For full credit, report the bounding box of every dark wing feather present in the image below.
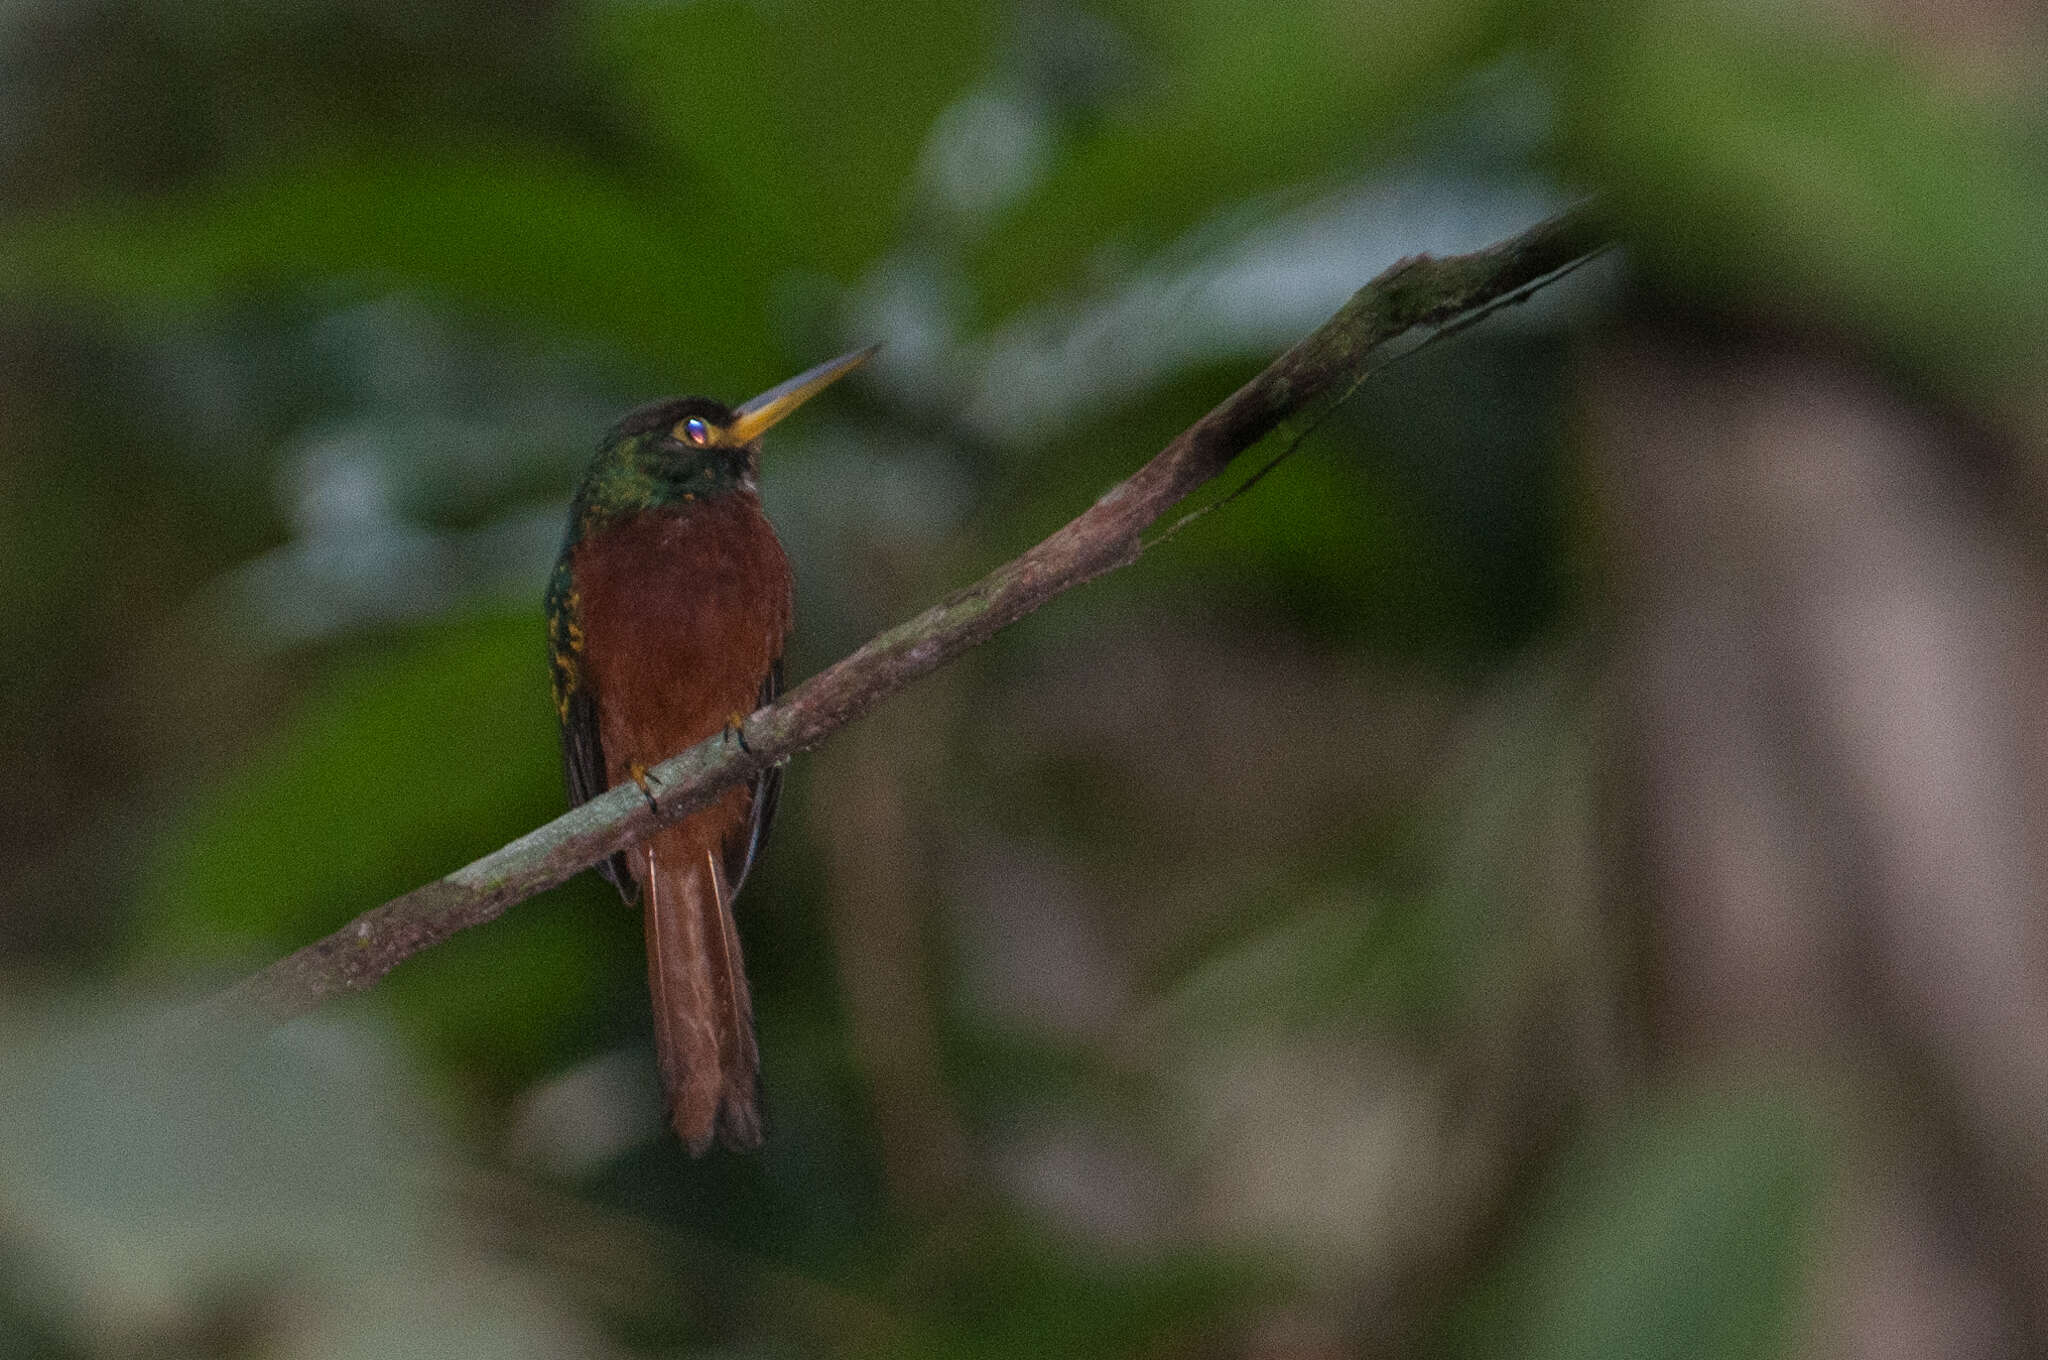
[549,557,636,901]
[721,658,784,898]
[562,688,636,900]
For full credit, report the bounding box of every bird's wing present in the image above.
[722,658,783,899]
[548,557,636,901]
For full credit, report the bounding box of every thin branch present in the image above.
[1148,238,1615,549]
[212,205,1608,1023]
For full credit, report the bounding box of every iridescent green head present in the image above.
[565,345,876,547]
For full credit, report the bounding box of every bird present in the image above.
[546,346,874,1154]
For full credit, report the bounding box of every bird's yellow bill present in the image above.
[728,344,878,444]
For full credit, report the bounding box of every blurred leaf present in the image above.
[136,611,610,1091]
[1170,433,1440,640]
[895,1224,1258,1360]
[587,0,992,275]
[1563,0,2048,394]
[973,0,1529,316]
[1166,889,1478,1044]
[3,0,992,388]
[0,1001,604,1356]
[1451,1079,1823,1360]
[1165,646,1593,1041]
[1164,333,1571,656]
[0,0,635,215]
[1,143,793,385]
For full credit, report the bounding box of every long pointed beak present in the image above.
[728,344,877,444]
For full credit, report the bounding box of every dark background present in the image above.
[3,0,2045,1356]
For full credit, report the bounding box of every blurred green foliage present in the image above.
[1565,0,2048,394]
[1453,1079,1823,1360]
[136,611,616,1093]
[1,0,2040,1354]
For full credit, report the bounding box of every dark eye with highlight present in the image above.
[677,416,712,446]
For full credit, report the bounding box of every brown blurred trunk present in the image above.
[810,613,974,1213]
[1589,312,2048,1358]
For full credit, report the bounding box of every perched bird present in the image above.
[546,346,874,1153]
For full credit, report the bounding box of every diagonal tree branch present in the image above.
[212,206,1607,1024]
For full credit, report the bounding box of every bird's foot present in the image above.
[722,712,753,755]
[628,762,662,816]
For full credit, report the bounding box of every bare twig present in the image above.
[211,206,1606,1023]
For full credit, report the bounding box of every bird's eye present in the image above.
[680,417,712,446]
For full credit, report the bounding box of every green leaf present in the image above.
[1,141,789,384]
[136,610,611,1089]
[1454,1080,1824,1360]
[587,0,992,275]
[1563,0,2048,394]
[0,1001,599,1354]
[972,0,1529,316]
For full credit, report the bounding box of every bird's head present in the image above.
[572,345,876,534]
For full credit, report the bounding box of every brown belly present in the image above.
[570,492,792,832]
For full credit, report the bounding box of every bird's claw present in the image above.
[722,712,753,755]
[628,762,662,816]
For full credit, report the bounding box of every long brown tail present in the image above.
[641,831,762,1154]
